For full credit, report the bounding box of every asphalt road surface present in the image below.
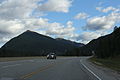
[0,57,118,80]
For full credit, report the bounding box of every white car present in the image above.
[47,53,56,59]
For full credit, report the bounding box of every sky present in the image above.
[0,0,120,47]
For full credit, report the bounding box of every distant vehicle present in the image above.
[47,53,56,59]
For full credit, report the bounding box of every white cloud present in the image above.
[67,21,73,27]
[0,19,26,46]
[0,0,42,20]
[37,0,72,13]
[21,18,49,30]
[0,35,11,44]
[21,19,76,39]
[45,21,76,38]
[77,32,102,44]
[74,12,89,19]
[0,19,24,34]
[84,12,120,31]
[96,6,120,13]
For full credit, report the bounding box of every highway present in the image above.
[0,57,118,80]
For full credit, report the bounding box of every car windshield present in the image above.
[0,0,120,80]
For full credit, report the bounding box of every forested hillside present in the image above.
[83,26,120,58]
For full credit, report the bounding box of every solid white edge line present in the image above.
[80,60,102,80]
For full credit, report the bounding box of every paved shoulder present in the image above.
[80,57,120,80]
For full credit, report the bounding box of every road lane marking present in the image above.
[20,61,65,79]
[2,64,21,68]
[20,63,56,79]
[80,60,102,80]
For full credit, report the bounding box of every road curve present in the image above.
[0,57,118,80]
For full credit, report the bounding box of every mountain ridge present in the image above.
[0,30,84,57]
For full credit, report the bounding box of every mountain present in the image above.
[56,38,84,47]
[0,30,83,57]
[82,26,120,58]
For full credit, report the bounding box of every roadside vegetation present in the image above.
[90,56,120,73]
[0,56,45,62]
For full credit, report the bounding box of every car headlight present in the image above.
[47,55,49,57]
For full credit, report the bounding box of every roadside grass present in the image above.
[0,56,45,62]
[0,56,78,62]
[89,56,120,73]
